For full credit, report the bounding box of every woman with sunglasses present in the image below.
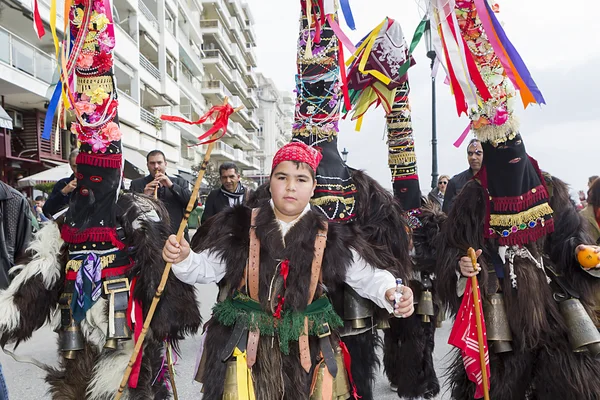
[428,175,450,208]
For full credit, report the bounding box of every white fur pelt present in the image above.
[0,222,63,333]
[86,339,134,400]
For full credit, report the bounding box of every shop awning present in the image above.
[122,147,147,179]
[0,106,13,130]
[17,163,72,188]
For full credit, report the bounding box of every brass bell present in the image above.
[559,298,600,356]
[376,317,391,330]
[104,338,119,349]
[333,347,351,399]
[344,286,373,329]
[59,318,84,357]
[416,290,435,323]
[223,359,238,400]
[483,293,513,353]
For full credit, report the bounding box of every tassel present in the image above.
[76,153,123,169]
[61,226,126,250]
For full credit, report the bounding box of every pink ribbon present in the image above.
[327,15,357,54]
[453,122,471,148]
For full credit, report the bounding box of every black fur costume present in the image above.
[192,197,408,400]
[0,193,201,399]
[382,202,445,399]
[437,174,600,400]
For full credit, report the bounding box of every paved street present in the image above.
[1,282,453,399]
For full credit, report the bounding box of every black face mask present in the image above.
[393,179,421,211]
[482,134,540,198]
[479,134,554,245]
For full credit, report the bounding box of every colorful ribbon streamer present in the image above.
[232,347,256,400]
[339,0,355,30]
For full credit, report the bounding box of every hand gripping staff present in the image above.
[115,98,244,399]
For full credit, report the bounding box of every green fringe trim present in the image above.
[212,292,343,355]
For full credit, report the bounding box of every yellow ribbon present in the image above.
[232,348,255,400]
[345,19,390,85]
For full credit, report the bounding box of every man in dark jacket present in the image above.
[130,150,193,239]
[442,139,483,214]
[0,180,32,399]
[201,162,249,223]
[43,149,79,218]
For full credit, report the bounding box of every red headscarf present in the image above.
[272,142,322,173]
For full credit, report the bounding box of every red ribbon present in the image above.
[126,276,144,388]
[273,260,290,319]
[339,340,361,399]
[32,0,45,38]
[160,103,235,146]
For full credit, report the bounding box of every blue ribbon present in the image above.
[42,83,61,140]
[339,0,355,30]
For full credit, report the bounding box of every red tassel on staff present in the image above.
[160,103,235,145]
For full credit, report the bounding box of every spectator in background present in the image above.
[201,162,250,223]
[442,139,483,214]
[130,150,193,240]
[580,176,599,209]
[581,178,600,244]
[0,180,33,399]
[43,149,78,218]
[428,174,449,208]
[34,196,48,223]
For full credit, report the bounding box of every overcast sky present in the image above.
[246,0,600,194]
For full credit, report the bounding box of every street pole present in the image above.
[425,19,438,190]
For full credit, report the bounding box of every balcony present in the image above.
[0,27,56,86]
[244,43,257,67]
[201,80,232,104]
[247,110,259,130]
[140,107,161,138]
[243,19,257,45]
[201,49,234,84]
[229,46,245,71]
[139,54,160,81]
[199,20,232,54]
[244,70,258,88]
[212,140,236,161]
[230,69,246,94]
[246,132,260,150]
[137,0,160,44]
[245,88,259,109]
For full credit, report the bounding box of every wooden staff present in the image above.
[115,98,243,398]
[468,247,490,400]
[166,342,178,400]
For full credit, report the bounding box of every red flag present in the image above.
[448,281,490,399]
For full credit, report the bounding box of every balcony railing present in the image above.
[139,53,160,80]
[138,0,160,32]
[202,80,232,98]
[0,27,56,84]
[140,107,159,127]
[215,141,235,156]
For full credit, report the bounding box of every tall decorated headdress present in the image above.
[430,0,552,245]
[293,0,358,222]
[342,17,426,226]
[40,0,144,387]
[386,82,423,228]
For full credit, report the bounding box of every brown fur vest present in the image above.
[198,204,362,399]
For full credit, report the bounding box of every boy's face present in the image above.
[270,161,316,223]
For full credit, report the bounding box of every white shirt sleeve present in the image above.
[344,249,396,313]
[171,249,227,285]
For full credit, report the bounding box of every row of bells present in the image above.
[484,293,600,356]
[59,310,131,359]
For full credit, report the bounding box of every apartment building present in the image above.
[248,72,294,183]
[0,0,261,187]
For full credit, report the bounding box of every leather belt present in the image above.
[317,323,337,378]
[221,319,248,362]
